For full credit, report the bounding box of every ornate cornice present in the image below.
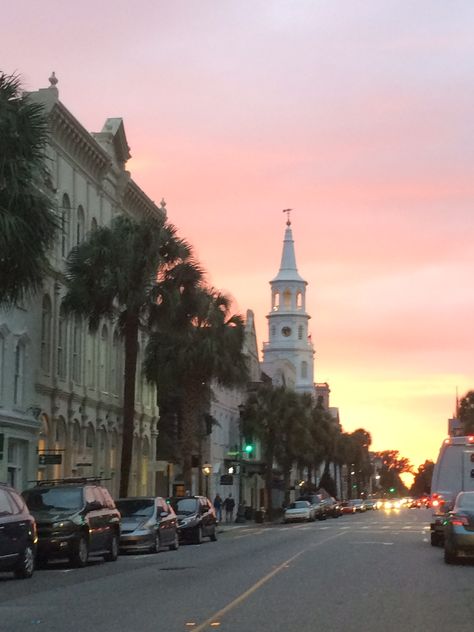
[124,179,166,221]
[48,102,111,181]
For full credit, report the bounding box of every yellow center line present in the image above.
[191,531,345,632]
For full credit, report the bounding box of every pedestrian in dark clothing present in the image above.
[213,494,223,522]
[223,494,235,523]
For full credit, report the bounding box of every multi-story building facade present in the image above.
[0,75,158,496]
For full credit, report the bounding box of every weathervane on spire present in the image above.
[282,208,293,226]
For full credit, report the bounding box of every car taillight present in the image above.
[467,436,474,443]
[451,515,469,526]
[432,500,439,507]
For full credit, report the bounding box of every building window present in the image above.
[76,205,85,246]
[41,295,52,373]
[72,316,82,383]
[273,291,280,310]
[297,292,303,309]
[271,325,276,337]
[283,289,291,309]
[60,194,70,258]
[13,342,25,405]
[298,325,303,340]
[99,325,108,392]
[0,334,4,403]
[91,217,98,232]
[57,304,67,379]
[301,361,308,379]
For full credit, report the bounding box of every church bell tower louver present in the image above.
[262,212,315,394]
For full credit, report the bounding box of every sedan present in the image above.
[116,497,179,554]
[0,483,37,579]
[444,491,474,564]
[283,500,314,523]
[340,501,356,515]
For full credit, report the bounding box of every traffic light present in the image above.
[389,487,395,493]
[244,443,254,455]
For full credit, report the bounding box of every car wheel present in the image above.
[444,544,457,564]
[169,532,179,551]
[70,535,89,567]
[104,533,119,562]
[14,544,35,579]
[194,526,203,545]
[150,532,161,554]
[430,532,443,547]
[209,527,217,542]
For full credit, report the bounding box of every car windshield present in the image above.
[457,494,474,511]
[23,487,83,512]
[172,498,198,515]
[351,500,362,505]
[116,499,155,518]
[291,501,308,509]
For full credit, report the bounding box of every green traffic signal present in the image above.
[244,443,254,454]
[389,487,395,493]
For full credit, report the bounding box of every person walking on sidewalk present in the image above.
[213,494,223,522]
[223,494,235,523]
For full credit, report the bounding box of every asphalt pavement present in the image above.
[1,508,473,632]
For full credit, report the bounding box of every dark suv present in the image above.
[0,483,37,579]
[170,496,217,544]
[23,478,120,567]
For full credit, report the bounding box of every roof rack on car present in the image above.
[28,476,110,487]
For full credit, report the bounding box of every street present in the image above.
[1,508,473,632]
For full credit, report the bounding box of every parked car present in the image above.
[349,499,366,512]
[116,496,179,553]
[444,491,474,564]
[363,499,376,510]
[284,500,314,523]
[340,501,356,515]
[321,496,342,518]
[297,494,326,520]
[23,477,121,567]
[170,496,217,544]
[0,483,37,579]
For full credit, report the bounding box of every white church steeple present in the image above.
[262,213,315,394]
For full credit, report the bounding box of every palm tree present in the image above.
[239,383,290,517]
[274,391,312,505]
[145,286,248,491]
[63,213,199,497]
[0,72,58,306]
[459,390,474,435]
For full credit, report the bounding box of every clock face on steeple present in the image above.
[281,326,292,337]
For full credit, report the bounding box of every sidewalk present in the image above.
[217,517,275,533]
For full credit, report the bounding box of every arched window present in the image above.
[41,295,52,372]
[13,341,25,405]
[111,330,121,396]
[298,325,303,340]
[91,217,98,232]
[86,424,95,449]
[283,289,291,309]
[61,194,70,258]
[72,316,82,383]
[135,344,142,403]
[76,205,85,245]
[57,304,67,379]
[301,361,308,379]
[297,292,303,309]
[99,325,108,392]
[273,291,280,310]
[71,421,81,472]
[54,417,67,478]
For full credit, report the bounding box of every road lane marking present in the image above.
[191,531,345,632]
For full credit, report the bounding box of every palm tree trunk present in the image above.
[119,312,139,498]
[181,381,200,491]
[283,463,292,506]
[264,443,275,519]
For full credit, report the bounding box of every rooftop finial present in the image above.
[49,71,58,88]
[160,197,167,210]
[282,208,292,226]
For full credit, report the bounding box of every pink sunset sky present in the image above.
[4,1,474,473]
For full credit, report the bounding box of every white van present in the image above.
[430,435,474,546]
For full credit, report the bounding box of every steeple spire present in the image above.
[272,212,305,283]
